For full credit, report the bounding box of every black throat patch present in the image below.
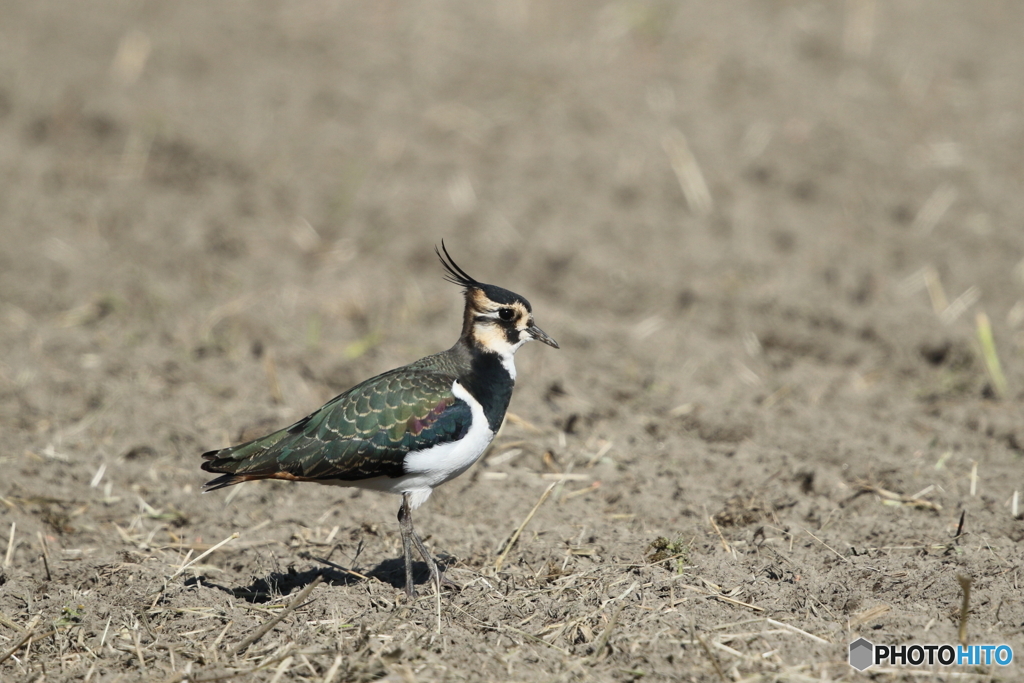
[459,352,515,432]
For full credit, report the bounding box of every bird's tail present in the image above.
[200,422,304,492]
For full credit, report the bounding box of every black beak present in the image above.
[527,325,559,349]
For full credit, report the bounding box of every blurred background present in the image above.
[4,1,1022,446]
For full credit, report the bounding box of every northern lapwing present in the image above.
[201,243,558,597]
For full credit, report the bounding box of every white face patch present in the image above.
[470,324,528,380]
[469,298,533,358]
[472,324,516,352]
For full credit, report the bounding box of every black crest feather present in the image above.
[436,241,480,289]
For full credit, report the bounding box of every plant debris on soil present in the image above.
[2,2,1024,682]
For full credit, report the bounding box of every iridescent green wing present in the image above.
[202,363,471,484]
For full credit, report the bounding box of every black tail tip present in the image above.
[200,458,221,474]
[201,450,242,492]
[202,474,241,493]
[201,447,223,462]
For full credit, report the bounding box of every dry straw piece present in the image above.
[957,574,972,646]
[169,532,240,581]
[494,481,557,572]
[663,128,713,215]
[976,311,1007,398]
[234,575,324,655]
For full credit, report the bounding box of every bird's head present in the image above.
[436,242,559,356]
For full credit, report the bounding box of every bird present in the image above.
[201,242,558,597]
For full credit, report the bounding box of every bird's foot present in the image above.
[402,566,460,600]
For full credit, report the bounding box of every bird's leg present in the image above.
[397,492,441,598]
[397,493,418,597]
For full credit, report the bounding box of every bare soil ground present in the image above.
[2,2,1024,681]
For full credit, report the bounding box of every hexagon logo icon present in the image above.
[849,638,874,671]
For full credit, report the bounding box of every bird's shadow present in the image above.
[189,553,452,603]
[368,555,454,592]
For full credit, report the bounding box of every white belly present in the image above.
[322,380,494,509]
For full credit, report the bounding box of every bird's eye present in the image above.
[498,307,515,321]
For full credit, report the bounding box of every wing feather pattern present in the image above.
[201,361,471,490]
